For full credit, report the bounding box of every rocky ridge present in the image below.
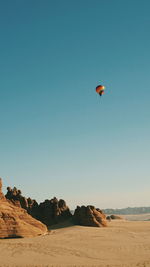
[3,180,107,230]
[0,179,47,238]
[5,185,72,226]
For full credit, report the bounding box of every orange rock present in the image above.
[73,205,107,227]
[0,179,47,238]
[0,178,5,200]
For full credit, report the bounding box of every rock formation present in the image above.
[33,197,72,226]
[73,205,107,227]
[0,179,47,238]
[5,186,72,226]
[5,186,34,209]
[107,214,123,220]
[0,178,5,200]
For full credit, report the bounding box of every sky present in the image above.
[0,0,150,209]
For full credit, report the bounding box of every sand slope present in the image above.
[0,220,150,267]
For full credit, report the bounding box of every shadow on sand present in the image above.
[2,235,23,239]
[48,218,75,230]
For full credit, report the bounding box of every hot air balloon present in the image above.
[96,85,105,96]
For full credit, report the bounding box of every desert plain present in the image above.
[1,216,150,267]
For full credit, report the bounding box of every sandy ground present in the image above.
[1,219,150,267]
[122,213,150,221]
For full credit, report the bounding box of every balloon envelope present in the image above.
[96,85,105,95]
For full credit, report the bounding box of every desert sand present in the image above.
[0,219,150,267]
[123,213,150,221]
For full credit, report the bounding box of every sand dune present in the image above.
[0,220,150,267]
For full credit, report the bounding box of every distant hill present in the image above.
[102,207,150,215]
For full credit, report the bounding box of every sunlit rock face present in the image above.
[0,179,47,238]
[73,205,107,227]
[0,178,5,200]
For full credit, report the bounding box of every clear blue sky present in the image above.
[0,0,150,209]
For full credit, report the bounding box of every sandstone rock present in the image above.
[106,215,111,221]
[96,208,107,219]
[5,185,72,226]
[73,205,107,227]
[0,178,5,200]
[107,214,123,220]
[34,197,72,226]
[0,180,47,238]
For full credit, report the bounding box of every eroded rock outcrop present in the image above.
[5,186,72,226]
[0,180,47,238]
[5,186,34,209]
[0,178,5,200]
[107,214,123,220]
[34,197,72,226]
[73,205,107,227]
